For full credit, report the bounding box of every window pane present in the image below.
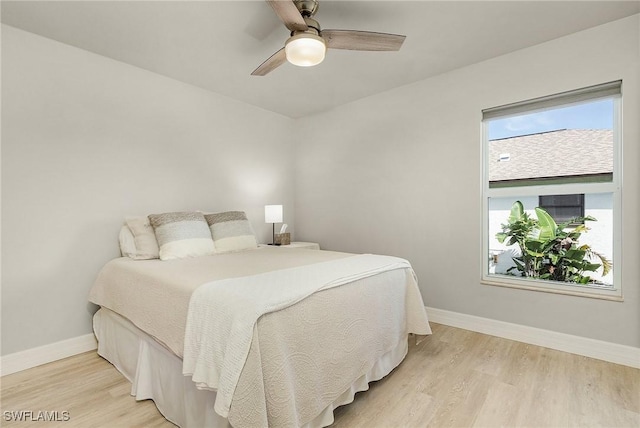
[488,194,613,286]
[543,206,581,223]
[539,194,583,206]
[487,100,613,188]
[539,194,584,223]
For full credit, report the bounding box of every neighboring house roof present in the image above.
[489,129,613,183]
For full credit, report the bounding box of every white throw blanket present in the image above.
[182,254,418,421]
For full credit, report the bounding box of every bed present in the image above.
[89,245,431,427]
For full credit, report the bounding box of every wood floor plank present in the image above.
[514,347,572,427]
[567,356,640,427]
[496,340,542,388]
[1,323,638,428]
[472,380,524,428]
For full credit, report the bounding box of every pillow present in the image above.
[205,211,258,253]
[122,216,160,260]
[148,211,216,260]
[118,225,137,258]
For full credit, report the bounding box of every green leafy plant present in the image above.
[496,201,612,284]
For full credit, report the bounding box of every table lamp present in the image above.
[265,205,283,245]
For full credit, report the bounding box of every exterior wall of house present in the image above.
[295,15,639,347]
[1,25,295,356]
[582,193,615,283]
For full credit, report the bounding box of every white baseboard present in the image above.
[1,333,97,377]
[426,306,640,369]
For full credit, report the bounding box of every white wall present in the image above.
[295,15,640,347]
[1,25,295,355]
[3,14,638,358]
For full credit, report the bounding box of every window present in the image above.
[538,194,584,224]
[482,81,621,299]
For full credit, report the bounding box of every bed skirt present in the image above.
[93,307,409,427]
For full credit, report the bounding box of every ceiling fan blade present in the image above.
[251,48,287,76]
[266,0,308,32]
[322,30,406,51]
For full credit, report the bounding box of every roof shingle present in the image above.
[488,129,613,182]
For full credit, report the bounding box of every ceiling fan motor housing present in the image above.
[299,17,321,36]
[294,0,319,17]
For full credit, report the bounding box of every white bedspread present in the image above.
[89,247,353,357]
[182,254,430,426]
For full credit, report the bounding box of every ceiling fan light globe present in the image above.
[285,34,326,67]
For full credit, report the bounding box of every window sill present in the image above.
[481,275,623,302]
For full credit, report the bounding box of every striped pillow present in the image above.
[205,211,258,253]
[148,212,215,260]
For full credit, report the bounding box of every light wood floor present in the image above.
[1,323,638,427]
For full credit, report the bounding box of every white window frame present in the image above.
[481,81,623,300]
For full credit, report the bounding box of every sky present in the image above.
[488,98,614,140]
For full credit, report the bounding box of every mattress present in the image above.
[89,246,431,427]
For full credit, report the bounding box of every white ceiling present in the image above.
[2,1,639,118]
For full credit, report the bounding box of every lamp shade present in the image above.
[265,205,283,223]
[285,33,326,67]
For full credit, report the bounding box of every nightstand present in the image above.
[261,242,320,250]
[282,242,320,250]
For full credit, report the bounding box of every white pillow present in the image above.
[118,225,137,258]
[205,211,258,253]
[148,211,216,260]
[120,216,160,260]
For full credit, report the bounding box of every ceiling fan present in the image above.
[251,0,406,76]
